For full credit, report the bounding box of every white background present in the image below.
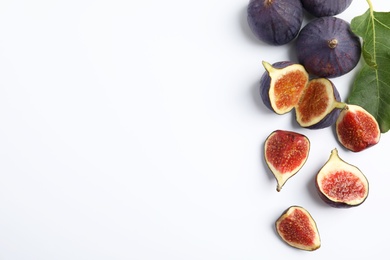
[0,0,389,259]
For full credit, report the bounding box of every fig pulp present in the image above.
[247,0,303,45]
[336,104,381,152]
[301,0,353,17]
[264,130,310,192]
[295,78,345,129]
[260,61,345,128]
[296,17,361,78]
[260,61,308,115]
[316,148,369,207]
[275,206,321,251]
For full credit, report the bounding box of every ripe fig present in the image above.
[260,61,309,114]
[264,130,310,192]
[296,16,361,78]
[247,0,304,45]
[295,78,346,129]
[301,0,353,17]
[275,206,321,251]
[316,148,369,208]
[336,104,380,152]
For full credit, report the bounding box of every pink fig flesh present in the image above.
[264,130,310,191]
[275,206,321,251]
[336,104,380,152]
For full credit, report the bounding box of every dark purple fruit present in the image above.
[296,16,361,78]
[336,104,380,152]
[275,206,321,251]
[301,0,353,17]
[247,0,304,45]
[260,61,309,114]
[295,78,346,129]
[316,148,369,207]
[264,130,310,191]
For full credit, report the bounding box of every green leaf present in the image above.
[349,8,390,133]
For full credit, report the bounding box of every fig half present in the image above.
[260,61,309,114]
[336,104,381,152]
[295,78,346,129]
[264,130,310,192]
[316,148,369,208]
[275,206,321,251]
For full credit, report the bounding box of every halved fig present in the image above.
[260,61,309,114]
[316,148,369,208]
[336,104,381,152]
[264,130,310,192]
[275,206,321,251]
[295,78,346,129]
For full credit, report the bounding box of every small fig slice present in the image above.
[260,61,309,114]
[264,130,310,191]
[296,16,361,78]
[316,148,369,208]
[247,0,304,45]
[275,206,321,251]
[295,78,346,129]
[336,104,381,152]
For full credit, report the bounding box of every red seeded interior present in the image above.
[296,81,329,123]
[321,171,366,201]
[266,132,308,174]
[337,110,379,151]
[274,71,307,110]
[278,208,315,246]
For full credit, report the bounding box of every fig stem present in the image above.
[334,101,347,109]
[262,61,275,74]
[328,39,338,49]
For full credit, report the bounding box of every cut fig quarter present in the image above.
[275,206,321,251]
[336,104,381,152]
[316,148,369,208]
[264,130,310,192]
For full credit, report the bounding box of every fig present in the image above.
[316,148,369,207]
[247,0,304,45]
[260,61,345,128]
[260,61,309,114]
[295,78,346,129]
[301,0,353,17]
[296,16,361,78]
[336,104,380,152]
[275,206,321,251]
[264,130,310,192]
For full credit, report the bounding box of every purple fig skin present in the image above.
[301,0,353,17]
[247,0,303,45]
[260,61,294,112]
[303,81,342,129]
[296,17,361,78]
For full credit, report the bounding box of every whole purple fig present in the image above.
[295,17,361,78]
[301,0,353,17]
[247,0,304,45]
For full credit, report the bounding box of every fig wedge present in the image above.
[264,130,310,192]
[295,78,346,129]
[275,206,321,251]
[336,104,380,152]
[260,61,309,115]
[316,148,369,208]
